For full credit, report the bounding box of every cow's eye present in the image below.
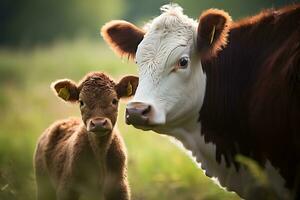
[79,100,85,107]
[112,98,118,105]
[178,57,189,69]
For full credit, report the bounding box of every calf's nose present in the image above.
[88,118,112,133]
[126,102,152,126]
[90,118,107,128]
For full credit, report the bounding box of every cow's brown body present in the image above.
[200,4,300,192]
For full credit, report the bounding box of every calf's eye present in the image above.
[178,57,189,69]
[79,100,84,107]
[112,98,118,105]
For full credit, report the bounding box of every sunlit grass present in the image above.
[0,38,240,200]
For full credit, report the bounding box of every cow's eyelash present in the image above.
[165,45,187,66]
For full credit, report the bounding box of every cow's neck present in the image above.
[155,114,224,178]
[165,119,228,179]
[157,114,290,199]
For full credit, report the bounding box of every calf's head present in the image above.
[52,72,138,136]
[102,4,231,133]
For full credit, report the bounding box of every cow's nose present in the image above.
[126,102,152,126]
[88,117,112,133]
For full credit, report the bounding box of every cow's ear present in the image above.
[101,20,145,59]
[51,79,79,102]
[115,75,139,98]
[197,9,232,59]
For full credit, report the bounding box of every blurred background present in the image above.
[0,0,298,199]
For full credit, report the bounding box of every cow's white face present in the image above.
[102,4,231,135]
[131,14,206,133]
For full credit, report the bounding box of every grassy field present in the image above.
[0,38,240,200]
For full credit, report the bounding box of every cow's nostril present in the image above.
[142,105,151,116]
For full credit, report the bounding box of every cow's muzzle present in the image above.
[126,102,152,126]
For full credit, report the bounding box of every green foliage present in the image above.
[235,155,280,200]
[171,0,297,21]
[0,39,240,200]
[0,0,125,46]
[1,0,297,46]
[236,155,269,186]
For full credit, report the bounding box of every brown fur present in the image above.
[200,4,300,196]
[101,20,145,59]
[197,9,232,59]
[34,72,138,200]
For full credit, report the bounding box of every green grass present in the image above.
[0,38,240,200]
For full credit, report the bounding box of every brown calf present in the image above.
[34,72,138,200]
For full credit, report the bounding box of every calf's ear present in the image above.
[51,79,79,102]
[115,75,139,98]
[101,20,145,59]
[197,9,232,59]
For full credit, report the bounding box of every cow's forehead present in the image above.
[144,4,197,33]
[136,5,197,83]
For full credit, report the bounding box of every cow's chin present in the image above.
[130,122,167,133]
[126,115,165,130]
[130,121,162,130]
[131,123,177,137]
[131,124,155,131]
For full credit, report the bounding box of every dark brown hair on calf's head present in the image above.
[101,20,145,59]
[197,9,232,60]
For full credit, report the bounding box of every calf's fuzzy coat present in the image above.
[34,72,138,200]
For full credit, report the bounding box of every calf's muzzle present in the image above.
[87,117,112,135]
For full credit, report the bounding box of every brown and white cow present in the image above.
[34,72,138,200]
[101,4,300,200]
